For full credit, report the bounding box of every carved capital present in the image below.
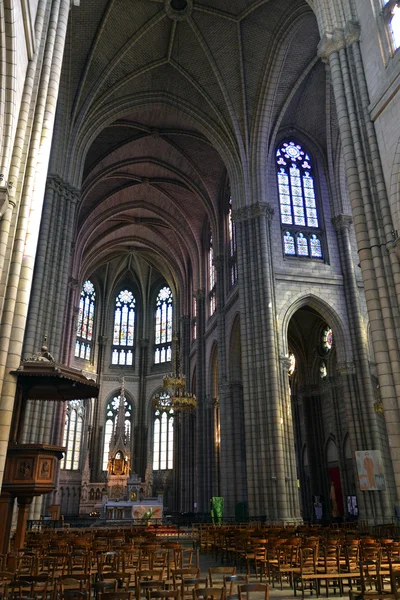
[0,185,17,218]
[336,361,356,375]
[68,277,79,290]
[318,22,360,62]
[280,355,292,373]
[331,214,353,231]
[46,174,80,203]
[232,202,274,223]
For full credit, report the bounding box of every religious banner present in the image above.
[355,450,385,491]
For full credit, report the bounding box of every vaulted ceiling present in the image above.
[61,0,324,291]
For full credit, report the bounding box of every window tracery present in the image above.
[228,196,238,286]
[75,280,95,360]
[154,286,173,364]
[112,289,135,366]
[62,400,84,470]
[209,231,216,316]
[383,0,400,50]
[102,395,132,470]
[276,141,323,259]
[153,392,174,471]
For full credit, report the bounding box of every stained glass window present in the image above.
[384,1,400,49]
[154,286,173,364]
[102,395,133,470]
[75,280,96,360]
[322,327,333,352]
[192,295,197,341]
[209,231,216,316]
[61,400,84,471]
[288,353,296,376]
[276,140,323,259]
[112,290,135,366]
[320,361,327,379]
[391,4,400,48]
[153,393,174,471]
[310,234,322,258]
[228,197,238,286]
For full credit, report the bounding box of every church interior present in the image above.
[1,0,400,555]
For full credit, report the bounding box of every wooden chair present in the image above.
[100,572,131,591]
[180,578,208,600]
[193,588,225,600]
[135,569,165,600]
[147,592,180,600]
[237,583,269,600]
[208,568,236,588]
[100,593,133,600]
[222,575,249,599]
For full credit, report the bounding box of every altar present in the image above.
[104,497,163,521]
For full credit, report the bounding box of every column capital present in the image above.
[331,214,353,231]
[317,21,360,62]
[232,202,274,223]
[68,277,79,290]
[46,174,80,203]
[337,360,356,375]
[279,355,292,373]
[139,338,150,348]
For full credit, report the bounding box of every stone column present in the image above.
[194,289,211,512]
[23,175,79,360]
[332,215,392,520]
[0,0,70,491]
[318,22,400,515]
[233,202,301,520]
[134,339,149,479]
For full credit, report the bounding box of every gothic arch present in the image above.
[67,96,244,201]
[279,292,349,363]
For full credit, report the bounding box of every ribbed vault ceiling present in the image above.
[66,0,322,287]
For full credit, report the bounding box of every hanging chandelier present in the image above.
[153,334,196,413]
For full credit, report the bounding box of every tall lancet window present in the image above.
[62,400,84,470]
[154,286,173,364]
[153,393,174,471]
[383,0,400,50]
[209,231,216,316]
[228,196,238,286]
[75,280,96,360]
[102,395,133,470]
[276,140,323,259]
[112,290,136,366]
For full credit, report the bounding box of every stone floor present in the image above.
[197,552,350,600]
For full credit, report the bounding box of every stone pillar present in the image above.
[233,202,301,520]
[134,339,149,479]
[332,215,393,520]
[318,22,400,516]
[195,289,211,512]
[0,0,70,492]
[23,175,79,360]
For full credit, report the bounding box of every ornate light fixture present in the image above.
[153,334,196,413]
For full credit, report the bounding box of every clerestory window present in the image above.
[276,140,323,259]
[112,290,136,366]
[383,0,400,50]
[75,280,96,360]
